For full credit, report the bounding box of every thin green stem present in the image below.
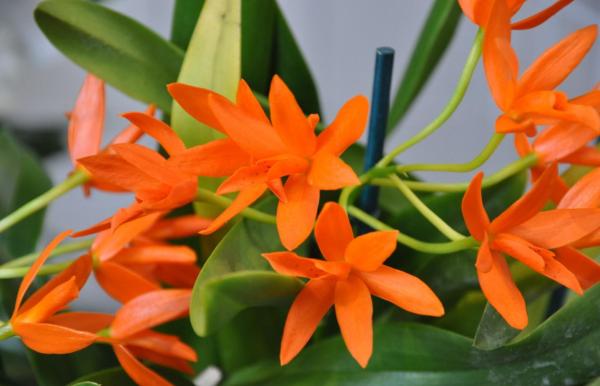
[2,239,93,268]
[348,206,476,254]
[0,260,74,279]
[388,175,465,241]
[196,188,276,224]
[0,170,89,234]
[377,29,483,168]
[396,133,505,174]
[0,323,14,341]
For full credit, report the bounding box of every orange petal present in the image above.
[517,25,597,95]
[15,278,79,324]
[458,0,491,26]
[461,172,490,241]
[555,246,600,290]
[78,153,158,192]
[334,274,372,368]
[265,156,310,180]
[508,208,600,249]
[561,146,600,166]
[126,346,194,374]
[316,95,368,156]
[146,215,211,239]
[14,322,97,354]
[170,139,250,177]
[511,0,574,30]
[94,212,162,260]
[533,122,597,163]
[111,289,191,339]
[359,265,444,317]
[152,264,200,289]
[110,105,156,146]
[217,165,270,195]
[314,202,354,261]
[68,74,105,164]
[167,83,227,133]
[95,262,160,303]
[280,278,335,365]
[344,231,398,272]
[111,144,181,186]
[307,152,360,190]
[276,175,320,251]
[126,330,197,362]
[12,230,72,318]
[46,312,113,333]
[236,79,270,124]
[112,245,196,265]
[558,167,600,209]
[490,164,556,233]
[262,252,326,278]
[122,113,186,156]
[477,244,528,329]
[269,75,316,156]
[492,233,546,272]
[113,345,171,386]
[267,178,287,202]
[200,183,267,235]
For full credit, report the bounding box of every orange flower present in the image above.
[462,165,600,329]
[169,76,368,250]
[459,0,573,30]
[9,230,97,354]
[78,113,196,229]
[482,1,599,135]
[262,202,444,368]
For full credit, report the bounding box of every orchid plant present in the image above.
[0,0,599,385]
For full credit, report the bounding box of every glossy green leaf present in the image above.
[225,284,600,385]
[69,366,195,386]
[35,0,184,113]
[170,0,205,50]
[171,0,241,147]
[71,382,100,386]
[388,0,462,134]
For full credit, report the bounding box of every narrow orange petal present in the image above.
[533,122,597,163]
[94,212,162,260]
[12,230,72,318]
[112,245,196,265]
[110,105,156,146]
[200,183,267,235]
[170,139,250,177]
[334,274,373,368]
[269,75,316,156]
[152,264,200,289]
[307,152,360,190]
[236,79,270,124]
[558,167,600,209]
[146,215,211,239]
[458,0,491,26]
[126,330,197,362]
[262,252,326,278]
[95,262,160,303]
[511,0,574,30]
[316,95,368,156]
[111,144,181,186]
[15,278,79,324]
[68,74,105,164]
[280,278,335,365]
[276,175,320,251]
[561,146,600,167]
[126,346,194,374]
[111,289,191,339]
[167,83,227,133]
[492,233,546,271]
[122,113,186,156]
[344,231,398,272]
[477,245,528,329]
[517,25,597,95]
[46,312,113,333]
[78,153,158,192]
[555,246,600,290]
[461,172,490,241]
[359,265,444,317]
[113,345,171,386]
[217,165,269,195]
[14,322,96,354]
[314,202,354,261]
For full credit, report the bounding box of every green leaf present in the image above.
[388,0,462,134]
[71,382,100,386]
[170,0,205,50]
[472,304,519,350]
[35,0,184,113]
[69,366,195,386]
[225,284,600,385]
[171,0,241,147]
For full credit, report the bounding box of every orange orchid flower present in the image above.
[262,202,444,367]
[89,212,204,303]
[47,289,195,386]
[462,165,600,329]
[459,0,574,30]
[78,113,196,229]
[482,1,599,136]
[169,76,368,250]
[9,230,97,354]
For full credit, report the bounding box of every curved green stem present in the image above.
[0,322,14,341]
[377,29,483,168]
[348,206,477,254]
[0,170,89,234]
[2,239,93,268]
[196,188,276,224]
[396,133,505,174]
[0,260,74,279]
[388,175,465,241]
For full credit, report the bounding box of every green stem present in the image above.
[0,170,89,234]
[196,188,276,224]
[0,322,14,341]
[348,206,477,254]
[0,260,74,279]
[396,133,505,174]
[377,29,483,168]
[2,239,93,268]
[388,175,465,241]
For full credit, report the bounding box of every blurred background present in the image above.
[0,0,599,312]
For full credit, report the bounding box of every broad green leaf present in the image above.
[388,0,462,134]
[71,382,100,386]
[170,0,205,50]
[171,0,241,147]
[225,284,600,385]
[472,304,519,350]
[35,0,183,113]
[69,366,195,386]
